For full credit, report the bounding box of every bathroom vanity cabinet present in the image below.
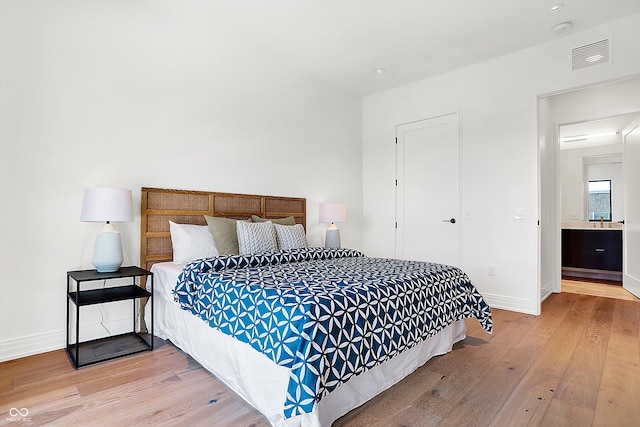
[561,228,622,277]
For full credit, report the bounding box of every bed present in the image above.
[140,187,492,426]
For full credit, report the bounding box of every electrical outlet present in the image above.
[488,265,496,276]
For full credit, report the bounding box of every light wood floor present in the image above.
[562,278,640,302]
[2,292,639,426]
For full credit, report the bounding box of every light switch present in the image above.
[514,209,525,220]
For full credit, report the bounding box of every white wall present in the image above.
[0,1,363,361]
[363,13,640,314]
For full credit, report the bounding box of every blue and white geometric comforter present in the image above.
[174,247,492,419]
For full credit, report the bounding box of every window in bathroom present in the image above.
[588,179,612,221]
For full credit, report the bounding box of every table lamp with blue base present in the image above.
[81,188,133,273]
[319,202,347,249]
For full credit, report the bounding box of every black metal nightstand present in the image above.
[66,266,153,368]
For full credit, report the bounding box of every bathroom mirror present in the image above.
[588,179,612,221]
[585,159,622,222]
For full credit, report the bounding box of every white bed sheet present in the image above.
[146,262,467,427]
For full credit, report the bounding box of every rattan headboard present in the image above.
[140,187,306,270]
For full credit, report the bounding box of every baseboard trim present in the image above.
[540,280,554,302]
[482,292,539,315]
[0,330,65,363]
[0,317,135,363]
[2,294,538,362]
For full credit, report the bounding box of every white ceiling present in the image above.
[201,0,640,96]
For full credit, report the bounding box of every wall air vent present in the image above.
[572,39,610,71]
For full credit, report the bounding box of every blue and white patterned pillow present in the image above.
[237,220,278,254]
[274,223,308,250]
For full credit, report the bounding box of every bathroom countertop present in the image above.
[561,221,623,230]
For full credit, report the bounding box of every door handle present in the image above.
[442,218,457,224]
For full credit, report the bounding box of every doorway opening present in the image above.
[538,76,640,304]
[559,118,626,290]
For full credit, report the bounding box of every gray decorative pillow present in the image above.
[237,221,278,254]
[251,215,296,225]
[204,216,241,255]
[274,223,308,250]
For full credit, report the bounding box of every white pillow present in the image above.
[169,221,218,264]
[274,223,308,250]
[236,221,278,254]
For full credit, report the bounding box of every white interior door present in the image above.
[623,117,640,298]
[396,113,460,266]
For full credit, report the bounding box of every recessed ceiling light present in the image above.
[550,4,564,12]
[375,68,386,74]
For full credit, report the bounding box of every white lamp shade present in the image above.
[80,187,132,272]
[319,202,347,224]
[81,188,133,222]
